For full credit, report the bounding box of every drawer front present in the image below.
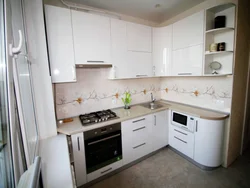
[169,124,194,159]
[87,160,123,182]
[132,141,152,161]
[122,115,151,134]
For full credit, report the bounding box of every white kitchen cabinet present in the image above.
[45,5,76,83]
[169,124,195,159]
[110,19,134,78]
[71,133,87,187]
[127,22,152,53]
[194,119,225,167]
[151,110,169,151]
[153,25,172,76]
[172,44,203,76]
[71,10,111,65]
[122,115,152,165]
[127,51,152,78]
[173,10,204,50]
[110,19,152,78]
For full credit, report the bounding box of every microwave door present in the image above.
[173,112,188,126]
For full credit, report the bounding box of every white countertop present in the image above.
[57,100,229,135]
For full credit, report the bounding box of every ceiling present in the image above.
[67,0,205,23]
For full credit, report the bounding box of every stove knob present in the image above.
[95,119,98,123]
[105,117,108,121]
[99,119,101,122]
[110,127,112,130]
[95,132,97,135]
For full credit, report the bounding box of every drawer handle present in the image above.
[87,61,104,63]
[178,73,192,75]
[174,129,187,135]
[133,143,146,149]
[101,167,112,174]
[136,75,148,77]
[174,136,187,144]
[133,126,146,132]
[132,118,145,123]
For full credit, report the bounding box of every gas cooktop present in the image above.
[79,109,119,126]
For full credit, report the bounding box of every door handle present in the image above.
[77,137,80,151]
[196,120,198,132]
[133,143,146,149]
[101,167,112,174]
[178,73,192,75]
[9,30,23,56]
[154,115,156,126]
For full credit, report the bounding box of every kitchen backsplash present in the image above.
[55,68,161,119]
[161,76,232,112]
[55,69,232,119]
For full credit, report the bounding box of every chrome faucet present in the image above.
[151,93,156,103]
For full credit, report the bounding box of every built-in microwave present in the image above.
[171,111,197,132]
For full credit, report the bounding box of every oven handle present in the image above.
[87,133,121,146]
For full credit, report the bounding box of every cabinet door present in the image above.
[194,119,224,167]
[151,110,169,151]
[172,44,203,76]
[71,10,111,64]
[127,22,152,52]
[127,51,152,78]
[173,10,204,50]
[45,5,76,83]
[71,133,87,187]
[110,19,134,78]
[153,25,172,76]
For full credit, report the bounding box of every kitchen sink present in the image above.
[140,102,164,110]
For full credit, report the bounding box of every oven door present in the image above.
[171,111,189,129]
[84,130,122,174]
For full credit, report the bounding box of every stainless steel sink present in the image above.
[140,102,164,110]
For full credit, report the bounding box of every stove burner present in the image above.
[79,109,118,126]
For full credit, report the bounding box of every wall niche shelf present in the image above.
[204,3,236,76]
[205,51,233,55]
[206,27,234,34]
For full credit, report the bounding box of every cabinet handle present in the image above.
[133,143,146,149]
[132,118,145,123]
[174,129,187,135]
[174,136,187,144]
[196,121,198,132]
[154,115,156,126]
[133,126,146,132]
[87,61,104,63]
[101,167,112,174]
[136,75,148,77]
[72,65,76,80]
[178,73,192,75]
[77,137,80,151]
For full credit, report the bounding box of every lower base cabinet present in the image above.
[71,110,169,186]
[169,117,225,168]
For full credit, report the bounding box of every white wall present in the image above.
[23,0,57,139]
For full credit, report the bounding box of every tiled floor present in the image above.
[89,147,250,188]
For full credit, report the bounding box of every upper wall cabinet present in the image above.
[45,5,76,83]
[127,22,152,53]
[153,25,172,76]
[71,10,111,65]
[173,10,204,50]
[110,19,153,79]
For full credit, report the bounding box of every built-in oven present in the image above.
[84,123,122,174]
[171,111,196,132]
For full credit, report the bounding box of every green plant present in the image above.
[122,92,132,106]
